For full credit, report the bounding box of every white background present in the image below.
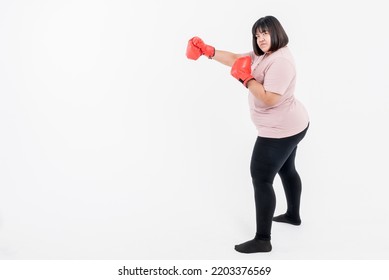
[0,0,388,260]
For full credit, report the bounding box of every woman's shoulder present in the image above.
[272,46,292,57]
[270,47,295,64]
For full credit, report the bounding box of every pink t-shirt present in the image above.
[245,46,309,138]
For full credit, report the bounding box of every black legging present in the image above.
[250,124,309,241]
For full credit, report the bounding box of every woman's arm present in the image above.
[246,80,281,107]
[230,56,281,107]
[212,50,242,67]
[186,37,242,66]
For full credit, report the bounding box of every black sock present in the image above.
[234,238,272,253]
[273,213,301,225]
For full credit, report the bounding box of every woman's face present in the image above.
[256,29,271,53]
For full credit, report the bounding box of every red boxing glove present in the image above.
[186,37,202,60]
[231,56,255,87]
[186,36,215,60]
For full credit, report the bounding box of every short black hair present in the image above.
[252,16,289,56]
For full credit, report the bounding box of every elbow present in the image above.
[263,97,280,107]
[263,91,281,107]
[253,92,281,107]
[247,82,281,106]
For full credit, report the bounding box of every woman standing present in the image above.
[186,15,309,253]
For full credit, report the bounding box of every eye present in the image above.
[255,31,268,38]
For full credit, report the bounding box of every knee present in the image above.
[252,178,275,203]
[278,167,299,180]
[250,164,275,186]
[251,177,273,192]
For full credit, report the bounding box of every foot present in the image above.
[272,214,301,225]
[234,239,272,253]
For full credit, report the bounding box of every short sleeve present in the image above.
[263,58,295,95]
